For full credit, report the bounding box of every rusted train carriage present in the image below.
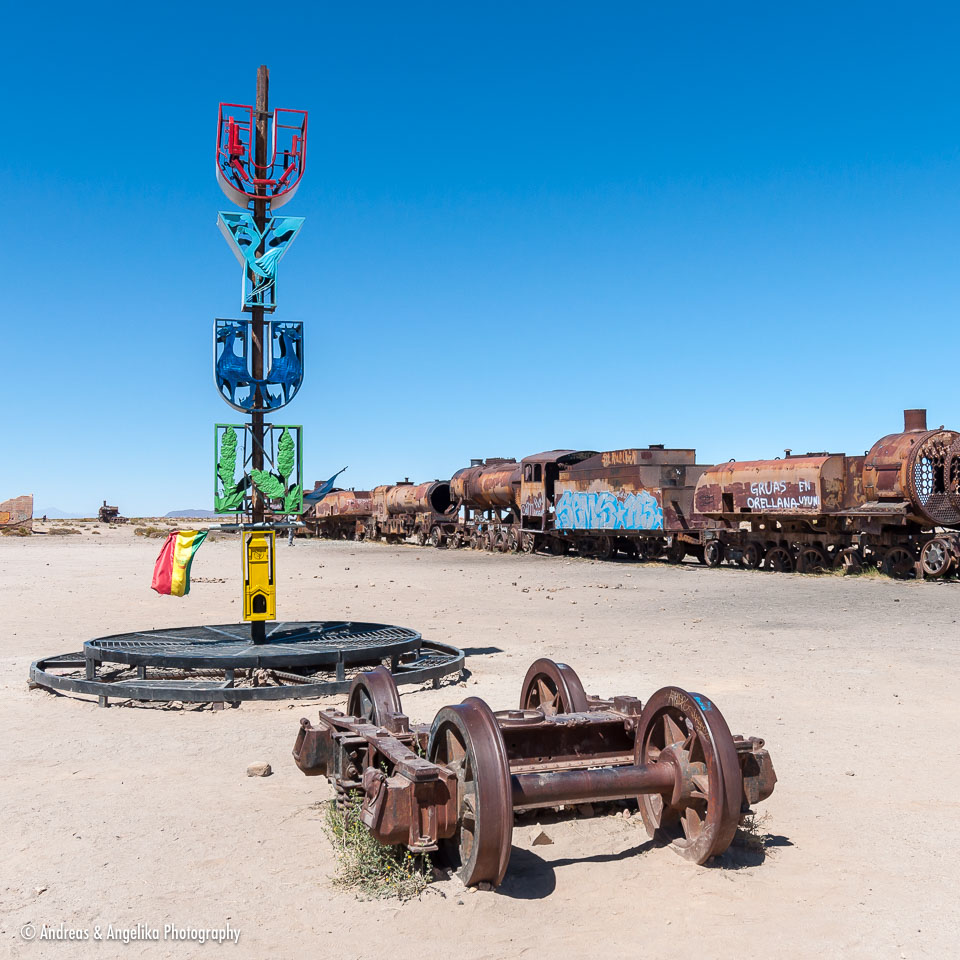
[514,446,714,560]
[304,488,374,539]
[693,409,960,577]
[367,480,458,546]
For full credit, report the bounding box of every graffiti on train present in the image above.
[554,489,664,531]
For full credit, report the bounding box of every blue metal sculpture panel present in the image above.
[215,319,303,412]
[217,212,304,313]
[554,489,664,531]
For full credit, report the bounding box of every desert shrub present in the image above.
[321,796,432,900]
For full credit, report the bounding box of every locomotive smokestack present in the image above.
[904,409,927,432]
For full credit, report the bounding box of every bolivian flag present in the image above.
[151,530,208,596]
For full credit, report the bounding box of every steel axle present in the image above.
[294,661,777,887]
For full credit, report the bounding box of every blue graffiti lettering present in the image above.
[554,490,664,531]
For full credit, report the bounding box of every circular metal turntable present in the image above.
[30,621,465,707]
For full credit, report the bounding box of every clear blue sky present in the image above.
[6,3,960,515]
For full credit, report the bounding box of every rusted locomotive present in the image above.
[693,409,960,577]
[303,489,374,539]
[306,408,960,578]
[306,479,457,546]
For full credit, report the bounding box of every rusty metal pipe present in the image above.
[510,761,675,807]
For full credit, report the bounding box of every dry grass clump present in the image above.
[0,526,32,537]
[321,796,432,900]
[48,527,81,536]
[134,526,169,539]
[733,811,771,853]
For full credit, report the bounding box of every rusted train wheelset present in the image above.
[294,661,776,887]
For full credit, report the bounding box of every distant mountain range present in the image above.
[34,507,88,519]
[163,509,219,519]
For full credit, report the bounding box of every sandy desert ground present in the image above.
[1,522,958,959]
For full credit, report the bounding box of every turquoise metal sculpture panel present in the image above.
[215,319,304,412]
[214,423,304,516]
[217,212,304,313]
[216,103,308,210]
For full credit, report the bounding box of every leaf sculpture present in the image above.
[277,428,295,481]
[250,469,285,499]
[283,483,303,514]
[215,427,245,512]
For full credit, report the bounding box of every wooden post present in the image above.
[251,64,269,644]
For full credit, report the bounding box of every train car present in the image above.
[369,480,458,545]
[517,446,714,559]
[693,409,960,577]
[305,488,374,539]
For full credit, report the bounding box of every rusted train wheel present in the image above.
[831,548,862,575]
[920,538,953,578]
[428,699,514,887]
[764,546,794,572]
[635,687,741,864]
[882,547,917,580]
[347,666,402,726]
[796,546,827,574]
[521,533,536,554]
[741,542,763,569]
[703,540,723,568]
[519,658,589,715]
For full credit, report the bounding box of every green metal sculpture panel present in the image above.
[214,423,304,516]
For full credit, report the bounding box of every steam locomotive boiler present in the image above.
[368,480,458,546]
[448,458,522,549]
[693,409,960,577]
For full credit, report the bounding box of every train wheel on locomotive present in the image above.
[831,547,862,575]
[637,537,665,561]
[547,537,569,556]
[882,546,917,579]
[763,546,794,572]
[427,699,514,887]
[521,533,536,554]
[347,666,402,726]
[703,540,724,568]
[635,687,742,864]
[428,526,445,549]
[741,542,764,569]
[665,540,686,564]
[507,528,520,553]
[519,658,590,715]
[920,538,954,578]
[595,535,615,560]
[796,545,828,574]
[495,529,511,553]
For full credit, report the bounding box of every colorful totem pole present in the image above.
[213,66,307,642]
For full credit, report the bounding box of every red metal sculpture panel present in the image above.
[216,103,308,209]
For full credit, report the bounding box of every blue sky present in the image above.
[6,3,960,515]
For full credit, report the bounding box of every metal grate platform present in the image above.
[30,621,465,706]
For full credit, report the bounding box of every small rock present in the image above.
[622,809,632,820]
[530,827,554,846]
[577,803,596,818]
[35,886,48,896]
[466,885,478,894]
[247,762,272,777]
[845,770,855,777]
[477,882,494,892]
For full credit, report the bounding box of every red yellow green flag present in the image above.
[151,530,209,597]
